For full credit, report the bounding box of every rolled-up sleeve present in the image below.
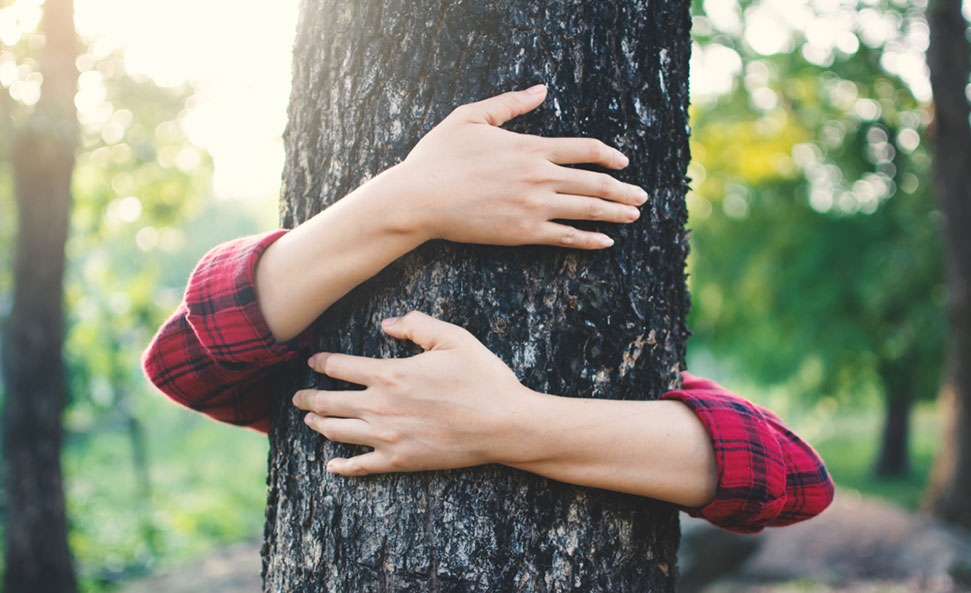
[661,373,835,533]
[141,230,310,432]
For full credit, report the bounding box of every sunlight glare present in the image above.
[74,0,300,200]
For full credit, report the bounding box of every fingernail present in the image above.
[307,355,317,367]
[619,154,630,167]
[326,461,336,473]
[292,392,300,405]
[626,207,640,221]
[526,83,546,94]
[304,413,314,426]
[599,235,614,247]
[382,316,399,327]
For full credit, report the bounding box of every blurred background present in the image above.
[0,0,968,591]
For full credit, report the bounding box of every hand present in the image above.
[392,84,648,250]
[292,312,535,475]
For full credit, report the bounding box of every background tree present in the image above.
[262,1,691,591]
[924,0,971,527]
[1,2,241,587]
[1,0,78,590]
[686,0,946,478]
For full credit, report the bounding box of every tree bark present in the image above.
[263,1,692,591]
[0,0,79,591]
[924,0,971,528]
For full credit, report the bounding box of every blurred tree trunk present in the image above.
[874,392,912,477]
[262,1,692,591]
[0,0,78,591]
[925,0,971,527]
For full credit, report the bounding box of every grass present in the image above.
[62,388,269,592]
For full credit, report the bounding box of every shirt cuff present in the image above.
[183,229,311,367]
[661,376,788,534]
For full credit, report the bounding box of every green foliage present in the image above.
[687,0,947,409]
[65,394,269,592]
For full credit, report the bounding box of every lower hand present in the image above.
[392,84,648,250]
[293,312,534,475]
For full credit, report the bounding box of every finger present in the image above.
[535,222,614,250]
[304,413,374,446]
[380,311,468,351]
[327,451,394,477]
[308,352,385,386]
[292,389,363,417]
[553,167,648,206]
[547,194,641,224]
[453,84,547,127]
[540,137,629,169]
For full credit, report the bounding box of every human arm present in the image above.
[293,312,835,532]
[254,84,646,341]
[142,85,647,424]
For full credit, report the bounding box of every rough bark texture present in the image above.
[925,0,971,528]
[0,0,79,591]
[263,1,692,591]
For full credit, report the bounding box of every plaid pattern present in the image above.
[141,230,834,531]
[663,374,835,533]
[141,230,311,432]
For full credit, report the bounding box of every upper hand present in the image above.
[392,84,648,250]
[293,312,536,476]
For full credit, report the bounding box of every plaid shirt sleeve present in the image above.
[141,230,310,433]
[141,230,833,533]
[661,373,835,533]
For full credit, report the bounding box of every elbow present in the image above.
[690,468,790,535]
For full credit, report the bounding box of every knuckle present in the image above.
[586,139,606,161]
[520,161,552,185]
[560,226,579,246]
[387,451,410,471]
[520,194,545,213]
[321,355,340,377]
[598,173,615,197]
[369,395,394,417]
[401,311,422,324]
[449,104,470,120]
[318,419,335,440]
[586,199,604,220]
[381,428,403,446]
[514,217,536,240]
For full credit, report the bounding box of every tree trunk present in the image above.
[0,0,79,591]
[874,393,912,477]
[263,1,692,591]
[924,0,971,528]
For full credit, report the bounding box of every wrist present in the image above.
[366,162,437,244]
[490,388,564,468]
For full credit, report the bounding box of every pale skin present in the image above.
[256,84,718,509]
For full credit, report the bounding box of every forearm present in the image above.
[501,391,718,508]
[254,165,426,342]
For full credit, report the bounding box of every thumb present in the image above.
[456,84,548,126]
[381,311,467,351]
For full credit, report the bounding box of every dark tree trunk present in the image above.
[263,1,692,591]
[924,0,971,528]
[874,393,912,477]
[0,0,78,591]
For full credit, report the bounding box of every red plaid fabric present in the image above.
[142,230,834,532]
[662,375,834,533]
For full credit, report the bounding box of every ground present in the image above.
[120,490,971,593]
